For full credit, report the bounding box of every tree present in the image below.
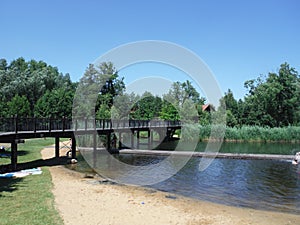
[34,88,74,118]
[160,100,180,121]
[131,92,162,120]
[111,93,138,119]
[7,95,31,117]
[161,80,205,121]
[0,57,74,113]
[242,63,300,127]
[74,62,125,118]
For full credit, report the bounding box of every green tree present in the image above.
[242,63,300,127]
[74,62,125,118]
[161,80,205,121]
[34,88,74,118]
[131,92,162,120]
[160,100,180,120]
[111,93,138,119]
[7,95,31,117]
[0,57,74,113]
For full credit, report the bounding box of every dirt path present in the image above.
[41,143,300,225]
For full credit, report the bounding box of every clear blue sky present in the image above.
[1,0,299,100]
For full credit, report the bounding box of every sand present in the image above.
[41,143,300,225]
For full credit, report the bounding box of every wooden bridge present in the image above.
[0,117,181,171]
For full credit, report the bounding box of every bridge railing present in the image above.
[0,117,181,134]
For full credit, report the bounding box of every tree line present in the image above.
[0,57,299,128]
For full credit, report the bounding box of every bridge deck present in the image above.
[0,117,181,171]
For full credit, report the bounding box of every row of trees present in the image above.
[72,62,207,123]
[1,57,299,128]
[0,58,76,118]
[223,63,300,127]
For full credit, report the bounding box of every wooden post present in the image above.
[71,137,76,159]
[55,137,60,158]
[11,141,18,171]
[118,132,122,149]
[150,130,154,149]
[14,115,18,134]
[148,130,151,150]
[131,131,134,149]
[137,131,140,149]
[93,132,97,168]
[107,133,111,151]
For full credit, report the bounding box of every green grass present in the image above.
[0,138,63,225]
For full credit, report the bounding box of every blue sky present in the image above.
[1,0,299,100]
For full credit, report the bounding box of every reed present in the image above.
[198,125,300,142]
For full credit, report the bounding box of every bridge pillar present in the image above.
[106,133,111,151]
[148,130,151,150]
[118,132,122,149]
[93,132,97,168]
[136,131,140,149]
[71,137,76,159]
[131,131,134,149]
[55,137,60,158]
[11,141,18,171]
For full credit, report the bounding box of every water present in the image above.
[150,157,300,214]
[73,142,300,214]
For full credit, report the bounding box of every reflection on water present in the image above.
[150,157,300,214]
[75,142,300,214]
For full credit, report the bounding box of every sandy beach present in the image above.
[41,143,300,225]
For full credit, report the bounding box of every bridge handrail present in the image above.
[0,117,181,134]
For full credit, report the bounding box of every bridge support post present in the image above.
[71,137,76,159]
[131,131,134,149]
[106,133,111,151]
[11,141,18,171]
[136,131,140,149]
[118,132,122,149]
[93,132,97,168]
[148,130,151,150]
[55,137,60,158]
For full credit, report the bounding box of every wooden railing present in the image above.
[0,117,181,134]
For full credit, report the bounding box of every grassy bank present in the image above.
[0,138,63,225]
[194,125,300,142]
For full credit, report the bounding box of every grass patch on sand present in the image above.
[0,138,63,225]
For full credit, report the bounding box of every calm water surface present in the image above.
[75,142,300,214]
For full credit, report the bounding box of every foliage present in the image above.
[241,63,300,127]
[197,125,300,142]
[34,88,74,118]
[2,57,300,142]
[7,95,31,117]
[73,62,125,118]
[131,92,162,120]
[0,57,74,117]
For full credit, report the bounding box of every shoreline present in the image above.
[41,143,300,225]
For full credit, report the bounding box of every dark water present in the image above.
[149,157,300,214]
[74,142,300,214]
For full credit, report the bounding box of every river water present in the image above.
[75,142,300,214]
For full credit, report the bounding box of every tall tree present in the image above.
[131,92,162,120]
[0,57,74,115]
[242,63,300,127]
[34,88,74,118]
[162,80,205,122]
[74,62,125,118]
[7,95,31,117]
